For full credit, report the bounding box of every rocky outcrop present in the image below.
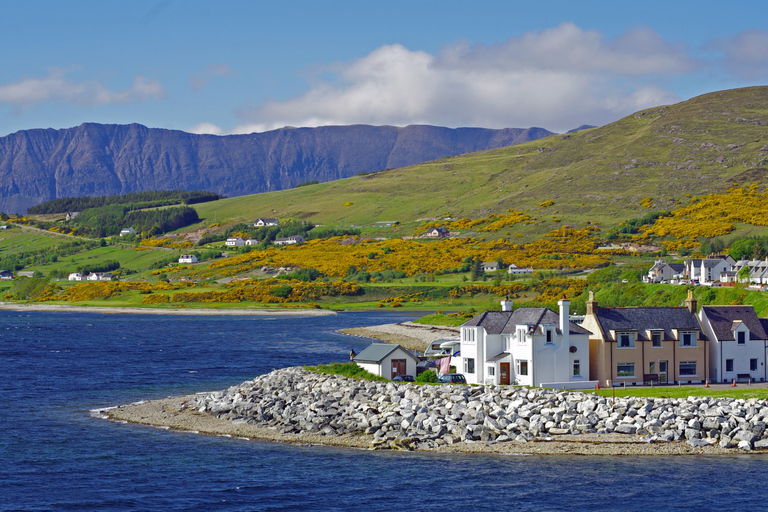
[189,367,768,451]
[0,123,553,213]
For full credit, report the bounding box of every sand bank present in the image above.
[339,321,459,351]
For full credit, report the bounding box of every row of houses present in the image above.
[646,255,768,286]
[68,272,114,281]
[453,291,768,388]
[225,235,305,247]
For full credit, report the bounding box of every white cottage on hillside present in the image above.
[225,237,245,246]
[456,299,594,389]
[353,343,419,380]
[699,305,768,383]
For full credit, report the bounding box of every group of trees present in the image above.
[28,190,223,214]
[73,205,200,238]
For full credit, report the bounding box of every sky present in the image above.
[0,0,766,137]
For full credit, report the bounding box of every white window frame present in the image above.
[573,359,581,377]
[464,358,475,374]
[651,331,662,348]
[679,361,697,376]
[618,333,635,348]
[751,358,758,372]
[487,366,495,376]
[617,362,635,378]
[516,360,528,376]
[679,332,696,347]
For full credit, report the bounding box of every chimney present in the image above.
[586,290,597,316]
[685,289,697,314]
[500,298,513,312]
[559,297,570,347]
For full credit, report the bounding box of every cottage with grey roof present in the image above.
[353,343,419,380]
[699,305,768,383]
[581,290,708,386]
[457,299,594,389]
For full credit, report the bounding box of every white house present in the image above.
[645,260,685,283]
[179,255,198,264]
[274,235,305,246]
[699,258,732,285]
[481,261,501,272]
[699,305,768,383]
[456,299,594,389]
[424,227,449,238]
[254,218,279,227]
[245,239,259,245]
[119,227,136,237]
[508,264,534,275]
[353,343,419,380]
[225,237,245,246]
[86,272,114,281]
[68,272,84,281]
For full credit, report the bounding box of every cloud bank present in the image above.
[208,23,696,135]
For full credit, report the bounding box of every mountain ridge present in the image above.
[0,123,554,213]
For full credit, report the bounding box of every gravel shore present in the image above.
[0,302,335,316]
[339,321,459,352]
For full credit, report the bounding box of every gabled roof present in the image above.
[462,308,591,336]
[353,343,418,364]
[669,263,685,272]
[594,307,702,341]
[701,305,768,341]
[703,259,727,268]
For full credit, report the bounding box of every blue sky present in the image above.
[0,0,766,137]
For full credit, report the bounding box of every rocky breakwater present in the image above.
[188,367,768,452]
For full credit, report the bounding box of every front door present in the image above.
[659,361,668,384]
[391,359,406,379]
[500,363,510,385]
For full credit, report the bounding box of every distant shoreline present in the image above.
[0,302,336,316]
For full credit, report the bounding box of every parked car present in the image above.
[437,373,467,384]
[392,374,415,382]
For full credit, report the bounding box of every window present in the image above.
[679,361,697,376]
[726,359,734,372]
[751,359,758,372]
[649,361,656,374]
[738,331,746,345]
[680,332,696,347]
[573,359,581,377]
[617,363,635,377]
[517,328,527,345]
[652,332,662,347]
[546,329,553,343]
[618,334,634,348]
[488,366,495,376]
[464,329,475,343]
[464,358,475,374]
[517,360,528,376]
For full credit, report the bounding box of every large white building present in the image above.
[456,299,594,389]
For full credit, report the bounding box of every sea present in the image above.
[3,309,768,511]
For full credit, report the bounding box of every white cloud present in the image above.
[187,122,224,135]
[0,69,165,107]
[231,23,691,133]
[711,29,768,80]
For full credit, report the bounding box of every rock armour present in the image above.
[188,367,768,451]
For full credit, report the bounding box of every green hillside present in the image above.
[188,86,768,236]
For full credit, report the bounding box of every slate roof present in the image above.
[594,307,703,342]
[353,343,417,363]
[462,308,592,336]
[700,305,768,341]
[703,259,727,269]
[669,263,685,272]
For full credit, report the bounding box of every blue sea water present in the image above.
[3,310,768,511]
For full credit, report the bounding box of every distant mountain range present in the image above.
[0,123,554,213]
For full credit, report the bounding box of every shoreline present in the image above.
[338,321,459,352]
[0,302,336,316]
[101,393,738,456]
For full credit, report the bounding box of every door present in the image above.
[500,363,510,385]
[391,359,406,379]
[659,361,668,384]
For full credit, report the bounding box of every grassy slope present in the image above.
[186,87,768,238]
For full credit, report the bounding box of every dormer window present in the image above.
[546,329,553,343]
[651,331,662,348]
[680,332,696,347]
[737,331,746,345]
[618,333,635,348]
